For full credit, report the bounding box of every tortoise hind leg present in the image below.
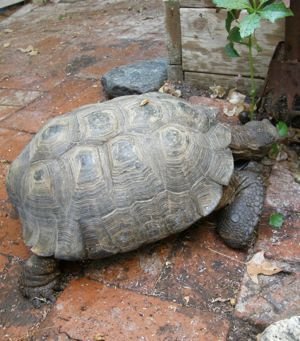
[20,255,61,307]
[216,170,265,249]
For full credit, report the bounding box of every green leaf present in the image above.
[213,0,251,10]
[226,10,236,32]
[239,13,261,38]
[276,121,288,137]
[260,3,293,23]
[259,0,273,6]
[270,143,280,158]
[228,26,242,43]
[269,212,284,229]
[224,42,240,57]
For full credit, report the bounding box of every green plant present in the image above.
[269,120,289,158]
[213,0,293,119]
[276,120,289,137]
[269,212,284,228]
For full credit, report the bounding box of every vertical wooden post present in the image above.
[285,0,300,61]
[164,0,183,81]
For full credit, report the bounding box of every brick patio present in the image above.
[0,1,299,340]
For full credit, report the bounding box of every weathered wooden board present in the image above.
[180,8,284,78]
[185,71,265,94]
[167,64,183,81]
[179,0,215,8]
[164,0,182,65]
[0,0,24,9]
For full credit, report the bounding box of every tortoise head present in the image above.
[229,119,279,160]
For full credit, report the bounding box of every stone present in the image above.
[257,316,300,341]
[101,59,168,98]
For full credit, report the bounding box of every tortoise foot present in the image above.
[20,255,61,308]
[217,170,265,249]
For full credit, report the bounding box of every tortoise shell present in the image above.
[7,92,233,260]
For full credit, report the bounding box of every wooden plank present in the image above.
[179,0,215,8]
[164,0,182,65]
[0,0,24,9]
[180,8,284,78]
[184,71,265,95]
[168,64,183,81]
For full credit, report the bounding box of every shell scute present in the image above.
[30,114,77,162]
[76,103,121,143]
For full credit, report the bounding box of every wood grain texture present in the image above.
[167,64,183,81]
[164,0,182,65]
[180,8,284,77]
[179,0,215,8]
[185,71,265,94]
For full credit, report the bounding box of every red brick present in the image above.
[0,88,42,107]
[0,262,51,340]
[0,74,64,92]
[0,207,29,259]
[85,238,174,295]
[77,41,167,79]
[235,266,300,327]
[0,162,9,200]
[265,162,300,213]
[1,108,53,134]
[59,82,104,112]
[154,220,246,312]
[0,254,9,272]
[22,78,104,117]
[0,128,32,162]
[34,278,230,340]
[234,161,300,327]
[255,210,300,263]
[0,105,20,121]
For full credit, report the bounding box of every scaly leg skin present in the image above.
[217,170,265,249]
[20,254,61,308]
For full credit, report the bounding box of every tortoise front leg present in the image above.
[216,170,265,249]
[20,254,61,307]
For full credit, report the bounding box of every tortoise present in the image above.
[6,92,278,304]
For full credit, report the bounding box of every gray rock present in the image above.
[101,59,167,98]
[257,316,300,341]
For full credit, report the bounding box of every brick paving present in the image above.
[235,163,300,327]
[0,1,299,340]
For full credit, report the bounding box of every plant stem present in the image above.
[248,36,256,120]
